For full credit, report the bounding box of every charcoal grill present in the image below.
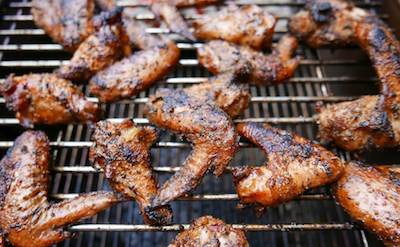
[0,0,398,246]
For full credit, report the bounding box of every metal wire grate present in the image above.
[0,0,395,246]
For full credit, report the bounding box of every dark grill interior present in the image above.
[0,0,398,246]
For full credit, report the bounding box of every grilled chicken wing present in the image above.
[291,0,400,151]
[146,90,238,207]
[31,0,95,51]
[0,73,100,128]
[0,131,119,247]
[193,4,276,50]
[169,216,249,247]
[152,2,195,40]
[57,9,130,82]
[160,0,220,7]
[197,35,299,85]
[232,123,344,207]
[89,21,180,102]
[333,162,400,246]
[90,119,173,225]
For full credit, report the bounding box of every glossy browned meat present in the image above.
[169,216,249,247]
[0,131,119,247]
[89,22,180,102]
[333,162,400,246]
[292,0,400,151]
[151,2,195,40]
[193,4,276,50]
[318,95,397,151]
[89,119,173,225]
[145,74,242,207]
[31,0,95,51]
[232,123,344,207]
[197,35,299,85]
[0,73,100,128]
[57,9,130,82]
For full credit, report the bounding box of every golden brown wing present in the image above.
[0,131,119,247]
[197,35,299,85]
[168,216,249,247]
[31,0,95,51]
[90,119,173,225]
[193,4,276,50]
[232,123,344,207]
[333,162,400,246]
[0,73,101,128]
[145,87,238,207]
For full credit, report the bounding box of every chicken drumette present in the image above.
[0,131,119,247]
[145,71,250,207]
[333,162,400,246]
[193,4,276,50]
[90,119,173,225]
[289,0,400,151]
[197,35,299,85]
[89,19,180,102]
[169,216,249,247]
[57,9,131,82]
[232,123,344,207]
[0,73,100,128]
[31,0,95,51]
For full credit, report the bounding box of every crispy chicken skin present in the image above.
[89,22,180,103]
[333,162,400,246]
[232,123,344,207]
[57,9,130,82]
[197,35,299,85]
[31,0,95,51]
[152,2,195,41]
[89,120,173,225]
[0,131,119,247]
[168,216,249,247]
[318,95,397,151]
[0,73,100,128]
[292,0,400,151]
[193,4,276,50]
[145,72,247,207]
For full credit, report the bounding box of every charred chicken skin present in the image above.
[89,20,180,103]
[290,0,400,151]
[333,162,400,246]
[232,123,344,207]
[197,35,299,85]
[145,71,250,207]
[31,0,95,52]
[0,73,100,128]
[193,4,276,50]
[89,119,173,225]
[0,131,119,247]
[168,216,249,247]
[57,9,131,82]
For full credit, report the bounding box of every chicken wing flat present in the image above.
[89,23,180,103]
[90,119,173,225]
[145,73,247,207]
[151,2,195,41]
[0,73,100,128]
[169,216,249,247]
[232,123,344,207]
[0,131,119,247]
[318,95,397,151]
[333,162,400,246]
[197,35,299,85]
[31,0,95,51]
[57,9,130,82]
[193,4,276,50]
[291,0,400,151]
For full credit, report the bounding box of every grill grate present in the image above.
[0,0,395,246]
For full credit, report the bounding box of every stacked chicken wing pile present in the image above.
[0,0,399,246]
